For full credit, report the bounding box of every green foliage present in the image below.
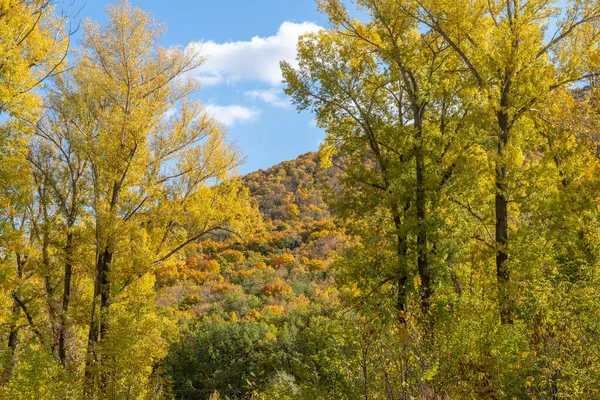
[167,318,270,399]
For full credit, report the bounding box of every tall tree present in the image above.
[283,0,472,317]
[405,0,600,324]
[3,1,259,397]
[50,2,252,395]
[0,0,69,387]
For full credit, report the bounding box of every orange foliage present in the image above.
[210,281,232,294]
[155,263,181,287]
[271,254,295,268]
[233,269,254,278]
[262,278,293,297]
[253,261,268,270]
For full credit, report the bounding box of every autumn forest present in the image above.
[1,0,600,399]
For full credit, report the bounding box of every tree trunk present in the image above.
[85,181,120,396]
[58,230,74,366]
[98,247,112,341]
[1,253,26,386]
[84,245,113,396]
[496,92,513,324]
[414,113,431,314]
[0,302,20,386]
[38,182,61,354]
[42,229,60,355]
[392,206,409,316]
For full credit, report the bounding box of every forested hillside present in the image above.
[161,152,355,399]
[1,0,600,399]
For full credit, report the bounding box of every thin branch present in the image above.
[154,226,242,264]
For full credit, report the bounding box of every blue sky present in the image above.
[72,0,331,174]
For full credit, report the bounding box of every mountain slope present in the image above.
[159,152,353,399]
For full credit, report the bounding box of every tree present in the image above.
[55,2,255,395]
[2,1,260,397]
[0,0,69,387]
[404,0,600,324]
[0,0,70,119]
[281,0,600,397]
[282,0,473,318]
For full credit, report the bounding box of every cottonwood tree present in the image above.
[2,1,260,397]
[282,0,474,318]
[63,3,256,396]
[403,0,600,324]
[0,0,70,388]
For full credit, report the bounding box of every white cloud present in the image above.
[197,72,225,86]
[244,88,290,108]
[188,21,323,87]
[164,106,178,120]
[204,104,261,127]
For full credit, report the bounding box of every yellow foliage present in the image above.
[271,254,296,268]
[0,0,68,120]
[245,309,262,321]
[210,281,232,294]
[262,278,293,297]
[229,312,239,322]
[306,258,327,272]
[262,305,285,315]
[221,249,245,264]
[253,261,268,270]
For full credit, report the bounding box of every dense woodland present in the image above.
[0,0,600,399]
